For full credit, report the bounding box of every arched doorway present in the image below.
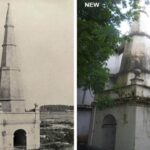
[14,129,26,149]
[101,114,116,150]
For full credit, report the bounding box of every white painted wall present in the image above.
[77,88,94,105]
[107,53,123,74]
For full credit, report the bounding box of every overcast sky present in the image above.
[0,0,74,108]
[119,2,150,34]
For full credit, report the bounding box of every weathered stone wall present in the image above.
[92,105,136,150]
[77,88,94,105]
[0,112,40,149]
[92,105,150,150]
[134,106,150,150]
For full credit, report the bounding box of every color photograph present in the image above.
[77,0,150,150]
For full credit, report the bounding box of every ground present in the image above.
[40,105,73,150]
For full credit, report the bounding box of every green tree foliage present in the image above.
[77,0,143,94]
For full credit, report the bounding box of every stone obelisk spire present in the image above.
[118,2,150,87]
[0,3,25,112]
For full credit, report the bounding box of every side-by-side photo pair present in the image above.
[0,0,150,150]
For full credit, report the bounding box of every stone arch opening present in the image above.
[101,114,116,150]
[14,129,26,149]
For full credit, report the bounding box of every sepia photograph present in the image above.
[0,0,74,149]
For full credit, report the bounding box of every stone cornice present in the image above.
[4,25,14,28]
[130,32,150,39]
[0,98,24,101]
[2,44,16,47]
[0,67,20,71]
[98,84,150,106]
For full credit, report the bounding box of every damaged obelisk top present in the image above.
[118,4,150,88]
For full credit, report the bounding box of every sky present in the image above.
[0,0,74,108]
[119,1,150,34]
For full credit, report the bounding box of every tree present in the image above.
[77,0,143,94]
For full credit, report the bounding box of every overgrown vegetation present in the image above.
[97,95,114,109]
[77,0,147,94]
